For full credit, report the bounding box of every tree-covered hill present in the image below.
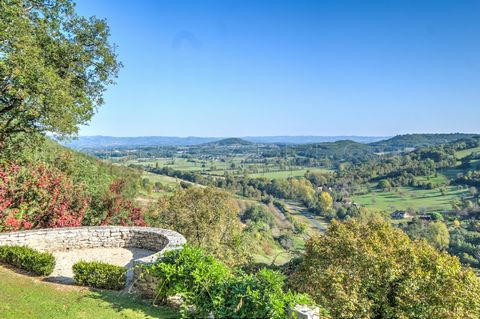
[370,133,480,152]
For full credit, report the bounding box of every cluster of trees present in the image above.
[289,219,480,318]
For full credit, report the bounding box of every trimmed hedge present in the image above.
[72,261,127,290]
[0,245,55,276]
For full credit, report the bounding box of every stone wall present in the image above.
[0,226,186,278]
[0,227,318,318]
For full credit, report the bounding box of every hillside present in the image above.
[370,133,480,152]
[294,140,376,163]
[0,138,143,231]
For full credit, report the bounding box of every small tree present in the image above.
[318,191,333,212]
[146,187,249,266]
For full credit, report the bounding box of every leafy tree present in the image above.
[318,191,333,212]
[378,179,392,191]
[146,187,249,266]
[0,0,120,143]
[289,219,480,319]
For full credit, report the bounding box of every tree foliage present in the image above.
[289,219,480,319]
[146,187,249,266]
[0,0,120,143]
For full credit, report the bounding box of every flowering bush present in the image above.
[0,163,89,231]
[0,162,144,231]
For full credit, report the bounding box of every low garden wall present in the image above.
[0,226,186,289]
[0,227,318,318]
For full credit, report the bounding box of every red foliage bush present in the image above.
[0,163,145,231]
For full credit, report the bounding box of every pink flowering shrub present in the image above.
[0,163,145,231]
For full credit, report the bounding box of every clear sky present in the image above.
[75,0,480,137]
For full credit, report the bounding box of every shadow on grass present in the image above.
[88,289,179,319]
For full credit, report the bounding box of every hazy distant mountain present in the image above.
[64,135,389,149]
[64,136,221,149]
[244,136,389,144]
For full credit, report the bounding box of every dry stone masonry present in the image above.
[0,226,186,287]
[0,226,318,318]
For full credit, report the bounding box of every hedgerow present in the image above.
[72,261,127,290]
[0,245,55,276]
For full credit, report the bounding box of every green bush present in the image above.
[146,245,317,319]
[72,261,127,290]
[0,245,55,276]
[242,205,273,226]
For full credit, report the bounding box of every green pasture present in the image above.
[455,146,480,159]
[352,186,470,212]
[247,168,330,179]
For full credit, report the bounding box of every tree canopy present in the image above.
[290,219,480,319]
[0,0,120,143]
[146,187,249,266]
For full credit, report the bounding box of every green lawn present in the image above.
[352,186,469,212]
[0,266,177,319]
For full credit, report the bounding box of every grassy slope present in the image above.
[352,186,469,211]
[455,146,480,159]
[0,266,177,319]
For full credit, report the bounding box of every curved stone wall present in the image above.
[0,226,186,264]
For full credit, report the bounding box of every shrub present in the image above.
[0,245,55,276]
[72,261,127,290]
[146,245,319,319]
[242,205,273,226]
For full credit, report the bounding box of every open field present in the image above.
[247,168,330,179]
[0,266,177,319]
[414,174,449,185]
[455,146,480,159]
[120,156,331,180]
[352,186,470,211]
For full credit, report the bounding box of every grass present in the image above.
[0,266,177,319]
[247,168,330,179]
[455,146,480,159]
[413,174,448,185]
[352,185,470,211]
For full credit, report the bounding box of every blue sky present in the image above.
[76,0,480,137]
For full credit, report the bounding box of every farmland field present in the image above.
[352,186,470,211]
[455,146,480,159]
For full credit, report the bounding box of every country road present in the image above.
[284,201,327,233]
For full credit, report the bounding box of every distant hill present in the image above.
[294,140,377,163]
[64,135,389,149]
[64,136,221,149]
[370,133,480,152]
[244,136,388,144]
[203,138,253,146]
